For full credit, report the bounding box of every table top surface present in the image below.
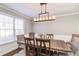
[49,39,72,52]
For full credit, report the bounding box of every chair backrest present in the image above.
[71,34,79,49]
[17,35,25,44]
[46,34,54,39]
[24,37,35,47]
[24,37,35,56]
[39,34,45,39]
[29,32,35,38]
[36,38,50,48]
[36,38,51,55]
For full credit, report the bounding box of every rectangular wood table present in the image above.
[49,39,72,53]
[24,38,72,54]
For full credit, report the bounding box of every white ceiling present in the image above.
[4,3,79,18]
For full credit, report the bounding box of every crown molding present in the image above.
[1,4,79,19]
[0,4,33,20]
[56,11,79,17]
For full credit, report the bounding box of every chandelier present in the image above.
[34,3,56,22]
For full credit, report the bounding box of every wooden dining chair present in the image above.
[17,35,25,48]
[46,34,54,39]
[36,38,51,56]
[24,37,36,56]
[67,34,79,55]
[29,32,35,38]
[71,34,79,55]
[39,33,45,39]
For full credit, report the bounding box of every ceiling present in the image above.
[4,3,79,18]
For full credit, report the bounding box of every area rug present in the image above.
[2,48,23,56]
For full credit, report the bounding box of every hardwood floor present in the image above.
[0,41,25,56]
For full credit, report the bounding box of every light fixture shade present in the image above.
[34,18,37,21]
[45,16,48,20]
[52,16,56,20]
[39,17,42,20]
[49,16,52,19]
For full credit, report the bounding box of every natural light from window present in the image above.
[0,13,24,45]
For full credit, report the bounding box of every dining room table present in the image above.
[24,37,72,55]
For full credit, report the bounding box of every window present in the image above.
[15,18,24,35]
[0,14,14,44]
[0,13,24,45]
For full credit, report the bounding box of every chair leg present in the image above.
[24,45,28,56]
[18,44,20,48]
[53,51,58,56]
[37,48,41,56]
[35,48,38,56]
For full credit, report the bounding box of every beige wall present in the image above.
[33,14,79,42]
[24,19,33,34]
